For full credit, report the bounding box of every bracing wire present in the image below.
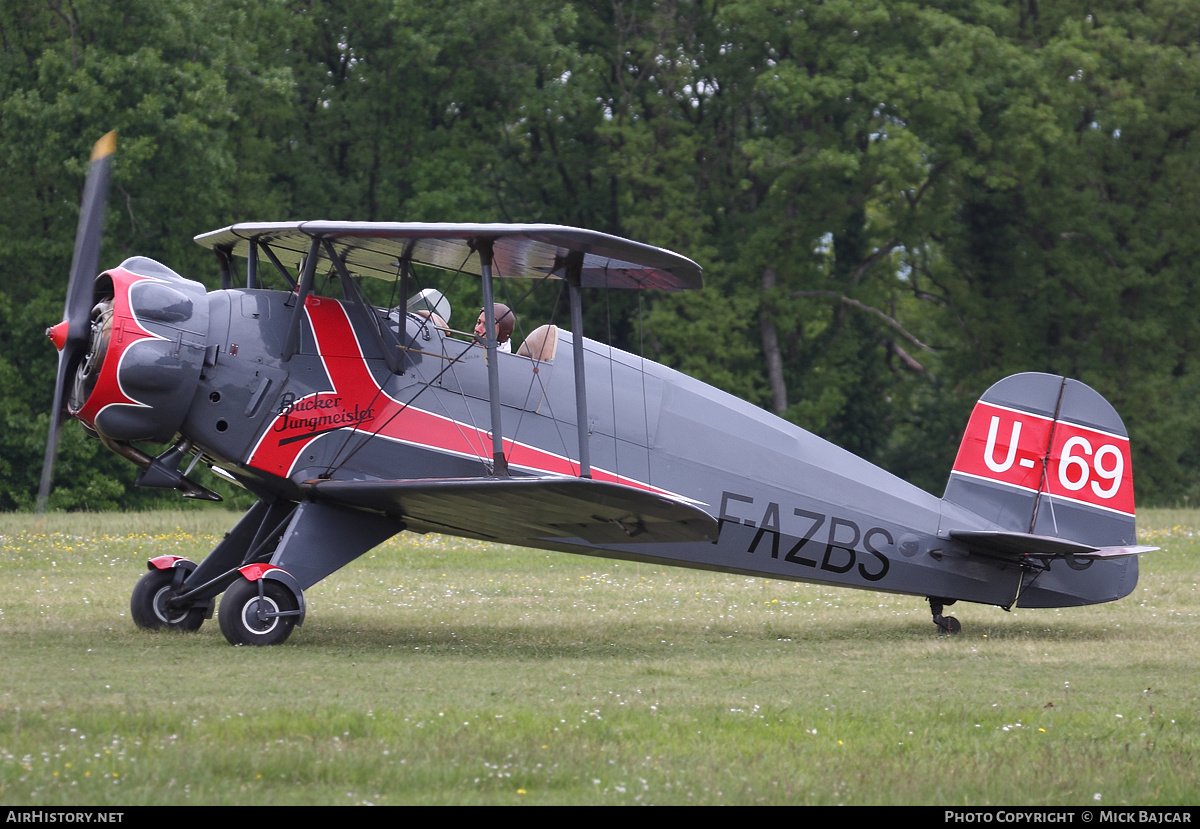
[321,251,479,475]
[501,280,581,477]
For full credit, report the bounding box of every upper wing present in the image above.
[194,221,702,291]
[950,530,1156,560]
[302,475,718,546]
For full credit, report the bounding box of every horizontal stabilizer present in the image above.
[302,476,718,545]
[950,530,1157,560]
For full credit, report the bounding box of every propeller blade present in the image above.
[64,131,116,353]
[37,131,116,513]
[36,354,72,513]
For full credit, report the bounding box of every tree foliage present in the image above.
[3,0,1199,508]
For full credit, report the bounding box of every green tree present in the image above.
[910,1,1200,502]
[5,0,1200,510]
[0,0,298,508]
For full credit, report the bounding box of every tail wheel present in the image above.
[936,615,962,635]
[131,568,204,632]
[928,597,962,636]
[219,578,299,646]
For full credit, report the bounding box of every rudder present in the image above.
[943,372,1138,548]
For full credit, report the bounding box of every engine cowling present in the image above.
[63,257,208,444]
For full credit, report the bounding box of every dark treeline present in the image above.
[3,0,1199,510]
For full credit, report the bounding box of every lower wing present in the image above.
[302,476,718,546]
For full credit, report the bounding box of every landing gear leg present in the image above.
[928,597,961,635]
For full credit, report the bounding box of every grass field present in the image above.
[0,508,1197,805]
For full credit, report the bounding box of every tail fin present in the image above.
[944,372,1138,548]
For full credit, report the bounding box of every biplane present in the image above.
[40,134,1154,645]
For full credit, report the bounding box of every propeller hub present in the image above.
[46,320,69,351]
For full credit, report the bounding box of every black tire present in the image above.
[940,616,962,635]
[219,578,299,646]
[130,568,205,632]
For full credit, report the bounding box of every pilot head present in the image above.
[474,303,515,345]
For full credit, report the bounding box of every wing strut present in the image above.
[395,241,416,375]
[282,237,321,362]
[566,251,592,479]
[247,238,259,289]
[215,245,234,290]
[259,241,297,289]
[476,238,508,476]
[323,238,402,375]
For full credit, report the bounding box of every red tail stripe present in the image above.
[952,401,1134,516]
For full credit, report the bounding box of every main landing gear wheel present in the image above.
[219,578,299,646]
[928,597,961,636]
[130,568,205,632]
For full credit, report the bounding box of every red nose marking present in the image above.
[46,320,69,351]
